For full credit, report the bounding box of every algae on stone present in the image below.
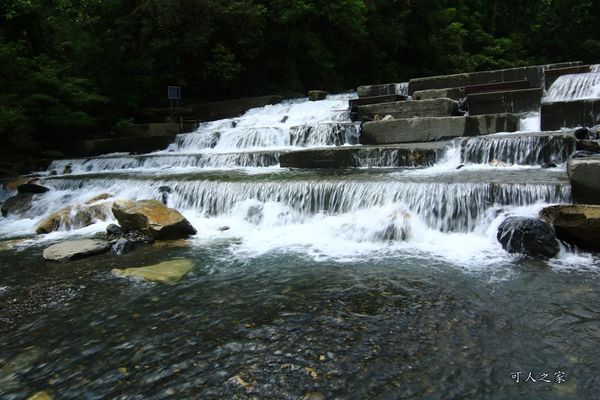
[112,259,193,284]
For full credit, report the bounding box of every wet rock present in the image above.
[27,391,53,400]
[245,204,264,225]
[112,238,136,255]
[4,177,38,191]
[35,202,112,234]
[159,186,171,205]
[381,114,394,121]
[106,223,123,239]
[497,217,560,258]
[1,193,34,217]
[17,183,49,194]
[43,239,111,262]
[576,139,600,153]
[541,162,558,169]
[574,127,590,140]
[112,259,193,284]
[540,205,600,251]
[218,226,231,231]
[62,164,72,174]
[112,199,197,240]
[308,90,328,101]
[456,164,465,170]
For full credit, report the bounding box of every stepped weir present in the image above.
[2,61,600,399]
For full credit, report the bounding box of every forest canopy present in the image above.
[1,0,599,155]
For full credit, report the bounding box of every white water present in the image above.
[544,72,600,102]
[2,92,595,271]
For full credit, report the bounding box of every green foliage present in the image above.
[0,0,599,156]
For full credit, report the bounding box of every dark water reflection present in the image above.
[0,242,599,399]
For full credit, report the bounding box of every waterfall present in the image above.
[395,82,409,96]
[544,72,600,102]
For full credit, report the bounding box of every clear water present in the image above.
[1,92,599,399]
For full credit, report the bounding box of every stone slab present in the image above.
[408,62,581,94]
[279,142,449,169]
[464,80,532,95]
[356,98,460,120]
[412,88,465,101]
[467,88,543,115]
[567,156,600,204]
[361,114,518,144]
[349,95,407,111]
[43,239,111,262]
[541,99,600,130]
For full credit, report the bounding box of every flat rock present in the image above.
[112,259,193,284]
[112,199,197,240]
[540,205,600,251]
[43,239,111,262]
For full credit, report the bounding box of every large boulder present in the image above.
[43,239,111,262]
[112,259,193,284]
[497,217,560,258]
[540,205,600,251]
[17,183,50,194]
[111,199,196,240]
[1,193,34,217]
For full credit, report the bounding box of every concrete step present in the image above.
[356,98,461,120]
[464,80,532,95]
[279,142,450,169]
[356,83,401,98]
[544,65,592,89]
[408,62,581,94]
[541,99,600,130]
[349,95,408,111]
[361,114,518,144]
[412,87,465,101]
[467,88,543,115]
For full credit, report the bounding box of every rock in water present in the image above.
[112,259,193,284]
[112,238,135,255]
[43,239,111,262]
[574,127,590,140]
[540,205,600,251]
[308,90,328,101]
[111,199,196,240]
[35,200,113,234]
[17,183,50,194]
[497,217,560,258]
[1,193,34,217]
[27,391,53,400]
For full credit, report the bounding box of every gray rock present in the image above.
[568,157,600,204]
[576,139,600,153]
[467,88,543,115]
[43,239,111,262]
[112,238,136,255]
[357,83,398,98]
[541,99,600,130]
[412,87,465,101]
[106,223,123,239]
[574,127,590,140]
[497,217,560,258]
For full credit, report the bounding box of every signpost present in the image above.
[167,86,182,127]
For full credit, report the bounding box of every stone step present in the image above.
[349,95,408,111]
[568,156,600,204]
[361,114,518,144]
[58,135,179,158]
[412,88,465,101]
[541,99,600,130]
[279,142,450,169]
[464,80,532,95]
[355,98,461,120]
[467,88,543,115]
[408,62,581,94]
[544,65,591,89]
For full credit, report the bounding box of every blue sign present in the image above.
[167,86,181,100]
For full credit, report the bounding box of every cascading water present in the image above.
[0,92,582,265]
[394,82,409,96]
[544,72,600,102]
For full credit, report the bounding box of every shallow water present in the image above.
[0,241,599,399]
